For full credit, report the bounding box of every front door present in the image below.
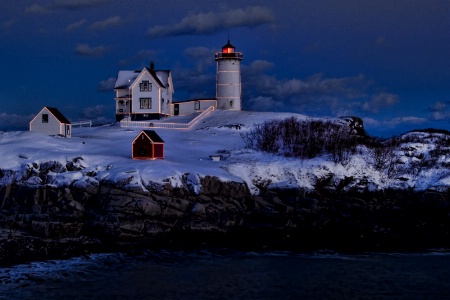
[174,104,179,116]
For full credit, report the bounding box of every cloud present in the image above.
[24,4,51,14]
[0,113,34,131]
[428,101,450,120]
[53,0,112,10]
[243,60,274,75]
[174,68,216,99]
[362,116,428,137]
[242,72,369,113]
[389,116,427,125]
[75,43,107,57]
[25,0,111,14]
[238,61,404,120]
[89,16,122,31]
[361,93,399,113]
[118,49,157,66]
[148,6,274,37]
[1,19,16,30]
[98,77,116,92]
[66,19,87,31]
[78,105,114,125]
[246,96,283,112]
[375,37,386,47]
[183,47,215,72]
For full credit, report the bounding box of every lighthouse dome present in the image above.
[222,40,235,54]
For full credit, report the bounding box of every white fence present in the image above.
[71,121,92,127]
[120,106,215,130]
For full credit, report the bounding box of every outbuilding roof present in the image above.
[45,106,71,124]
[140,130,164,143]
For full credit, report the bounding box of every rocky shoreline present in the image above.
[2,175,450,267]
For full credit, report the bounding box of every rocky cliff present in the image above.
[2,168,450,266]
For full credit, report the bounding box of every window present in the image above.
[140,81,151,92]
[229,100,234,108]
[140,98,151,109]
[195,101,200,110]
[42,114,48,123]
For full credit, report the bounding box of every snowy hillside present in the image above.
[1,110,449,194]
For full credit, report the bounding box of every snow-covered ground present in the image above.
[1,110,449,194]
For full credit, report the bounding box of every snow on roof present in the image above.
[154,70,170,87]
[114,70,139,89]
[115,69,170,90]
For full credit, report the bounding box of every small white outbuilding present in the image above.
[29,106,72,138]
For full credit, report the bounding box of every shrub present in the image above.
[241,117,359,163]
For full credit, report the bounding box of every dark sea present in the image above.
[1,249,450,299]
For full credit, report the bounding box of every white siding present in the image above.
[175,100,217,115]
[131,72,161,114]
[216,58,241,110]
[29,108,71,137]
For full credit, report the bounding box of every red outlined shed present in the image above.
[132,130,164,160]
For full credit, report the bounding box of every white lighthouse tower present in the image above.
[215,40,243,110]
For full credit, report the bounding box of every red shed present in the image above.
[132,130,164,160]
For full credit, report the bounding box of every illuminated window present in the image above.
[140,81,151,92]
[140,98,151,109]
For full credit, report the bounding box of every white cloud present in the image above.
[53,0,112,10]
[78,105,114,125]
[66,19,87,31]
[184,47,215,72]
[430,101,448,111]
[75,43,107,57]
[119,50,157,67]
[361,93,399,113]
[89,16,122,31]
[148,6,274,37]
[246,96,282,112]
[98,77,116,92]
[24,4,50,14]
[243,60,274,75]
[0,113,34,131]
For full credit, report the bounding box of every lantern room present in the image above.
[215,40,242,61]
[222,40,235,54]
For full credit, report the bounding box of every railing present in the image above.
[120,106,215,130]
[215,52,243,60]
[71,121,92,127]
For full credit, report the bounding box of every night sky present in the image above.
[0,0,449,136]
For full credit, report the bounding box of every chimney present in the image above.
[150,61,155,71]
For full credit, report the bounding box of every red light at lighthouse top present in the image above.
[215,40,242,60]
[222,40,235,54]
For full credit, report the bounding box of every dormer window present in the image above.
[140,81,151,92]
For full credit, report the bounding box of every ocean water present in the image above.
[1,249,450,299]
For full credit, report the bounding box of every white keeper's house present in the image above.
[114,61,174,122]
[113,40,243,122]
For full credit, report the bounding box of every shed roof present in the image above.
[140,130,164,143]
[45,107,71,124]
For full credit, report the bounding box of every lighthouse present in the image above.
[215,40,243,110]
